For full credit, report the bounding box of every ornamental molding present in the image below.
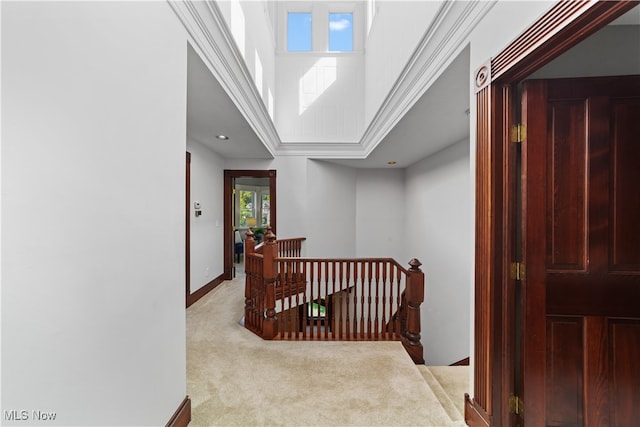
[359,0,495,158]
[169,0,495,159]
[168,0,280,157]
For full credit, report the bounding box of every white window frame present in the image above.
[278,1,363,54]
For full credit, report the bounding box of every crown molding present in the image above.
[275,142,365,158]
[170,0,495,160]
[168,0,280,157]
[360,0,495,157]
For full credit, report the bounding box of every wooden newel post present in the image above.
[243,230,256,328]
[261,226,278,339]
[403,258,425,364]
[244,229,255,255]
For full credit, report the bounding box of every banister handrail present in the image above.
[243,226,424,364]
[275,256,409,273]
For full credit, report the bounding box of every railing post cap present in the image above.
[265,225,276,244]
[245,229,254,239]
[409,258,422,271]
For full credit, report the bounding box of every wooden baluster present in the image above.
[317,260,321,341]
[262,228,278,340]
[373,261,380,341]
[324,261,329,340]
[295,259,302,340]
[332,261,337,340]
[337,261,344,340]
[395,266,402,338]
[366,261,372,339]
[288,260,295,339]
[382,261,388,339]
[308,260,313,340]
[287,260,294,339]
[402,258,425,364]
[282,261,287,338]
[290,259,295,339]
[244,231,255,331]
[345,261,352,340]
[353,261,364,339]
[387,263,394,338]
[319,260,324,340]
[302,260,308,340]
[392,266,402,339]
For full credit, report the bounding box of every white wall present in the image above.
[276,54,364,142]
[187,139,225,292]
[355,169,405,263]
[218,0,277,118]
[223,157,358,258]
[469,1,553,69]
[275,1,365,143]
[306,160,357,257]
[405,140,471,365]
[2,2,187,425]
[364,1,442,124]
[224,156,310,242]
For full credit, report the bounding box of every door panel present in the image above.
[611,100,640,270]
[547,100,588,272]
[522,76,640,427]
[546,316,584,427]
[610,320,640,425]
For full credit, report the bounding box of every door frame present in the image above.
[186,152,191,304]
[466,2,639,426]
[223,169,277,280]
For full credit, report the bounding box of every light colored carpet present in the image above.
[187,274,467,426]
[418,366,468,421]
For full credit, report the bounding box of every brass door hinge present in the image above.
[510,262,526,281]
[511,124,526,143]
[509,395,524,415]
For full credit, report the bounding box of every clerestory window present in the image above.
[287,12,312,51]
[328,12,353,52]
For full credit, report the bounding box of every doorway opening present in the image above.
[223,170,276,280]
[468,2,639,426]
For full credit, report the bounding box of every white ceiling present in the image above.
[186,4,638,169]
[186,41,469,169]
[326,46,470,169]
[187,45,273,159]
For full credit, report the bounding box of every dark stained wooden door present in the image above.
[521,76,640,427]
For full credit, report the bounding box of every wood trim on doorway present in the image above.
[466,2,639,426]
[223,170,276,280]
[491,1,639,84]
[185,152,191,306]
[185,152,227,308]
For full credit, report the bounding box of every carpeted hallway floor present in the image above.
[187,272,468,426]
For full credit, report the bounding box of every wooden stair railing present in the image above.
[247,230,306,257]
[244,227,424,364]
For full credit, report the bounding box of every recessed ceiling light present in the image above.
[216,135,229,140]
[387,161,397,165]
